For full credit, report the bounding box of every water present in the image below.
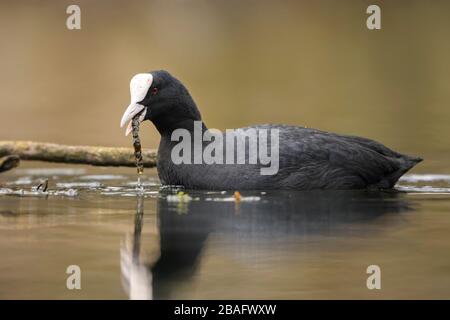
[1,166,450,299]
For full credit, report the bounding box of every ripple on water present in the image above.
[101,189,159,197]
[79,175,127,181]
[0,188,78,197]
[2,172,450,198]
[400,174,450,183]
[5,176,33,186]
[56,182,103,189]
[397,174,450,194]
[125,180,160,187]
[396,185,450,194]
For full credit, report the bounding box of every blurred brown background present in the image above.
[1,0,449,172]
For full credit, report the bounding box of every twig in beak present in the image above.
[131,114,144,175]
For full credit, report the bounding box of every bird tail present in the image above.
[375,155,423,189]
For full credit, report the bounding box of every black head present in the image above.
[120,70,201,135]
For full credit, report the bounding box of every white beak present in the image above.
[120,103,147,136]
[120,73,153,136]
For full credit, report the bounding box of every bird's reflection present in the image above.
[121,190,414,299]
[120,195,153,300]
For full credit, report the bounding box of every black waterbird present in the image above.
[120,70,422,190]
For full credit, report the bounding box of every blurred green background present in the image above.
[1,0,449,172]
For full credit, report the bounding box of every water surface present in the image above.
[1,165,450,299]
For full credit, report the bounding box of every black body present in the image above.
[141,70,422,190]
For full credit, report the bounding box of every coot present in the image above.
[120,70,422,190]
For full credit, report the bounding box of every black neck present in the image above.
[153,117,208,139]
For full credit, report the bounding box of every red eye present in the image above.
[151,87,159,95]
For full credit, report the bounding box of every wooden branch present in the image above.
[0,155,20,173]
[0,141,157,168]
